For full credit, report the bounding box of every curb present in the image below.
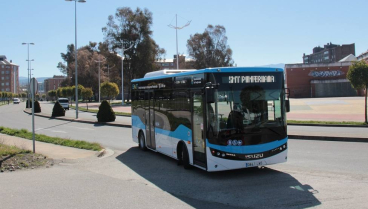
[288,135,368,143]
[23,109,131,128]
[97,149,106,157]
[288,123,368,128]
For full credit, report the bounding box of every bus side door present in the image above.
[145,91,156,150]
[191,90,207,167]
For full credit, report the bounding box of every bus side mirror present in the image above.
[206,88,215,103]
[286,100,290,112]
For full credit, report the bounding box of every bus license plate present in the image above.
[246,161,262,168]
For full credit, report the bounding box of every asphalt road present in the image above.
[1,102,368,208]
[0,102,133,150]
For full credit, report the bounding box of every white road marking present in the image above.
[65,126,95,131]
[51,130,67,133]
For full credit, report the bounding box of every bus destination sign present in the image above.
[229,75,275,84]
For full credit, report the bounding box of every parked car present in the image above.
[58,98,69,110]
[13,98,20,104]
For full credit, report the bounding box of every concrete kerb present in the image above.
[23,109,131,128]
[23,109,368,143]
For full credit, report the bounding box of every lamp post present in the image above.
[121,44,134,106]
[22,42,34,107]
[168,14,191,69]
[65,0,86,119]
[94,55,105,103]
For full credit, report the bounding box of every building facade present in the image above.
[0,55,19,93]
[357,50,368,62]
[44,75,66,94]
[285,62,362,98]
[303,43,355,64]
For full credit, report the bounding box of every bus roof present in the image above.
[131,67,284,82]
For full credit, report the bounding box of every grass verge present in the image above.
[287,120,368,126]
[0,143,30,156]
[0,126,103,151]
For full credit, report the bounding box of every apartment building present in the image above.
[44,75,66,93]
[0,55,19,93]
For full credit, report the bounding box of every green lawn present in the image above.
[0,126,103,151]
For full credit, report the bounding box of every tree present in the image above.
[187,24,234,69]
[347,60,368,123]
[48,90,57,101]
[72,84,85,102]
[102,7,166,101]
[81,88,93,110]
[60,44,75,76]
[101,81,119,101]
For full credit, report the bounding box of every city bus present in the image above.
[131,67,290,172]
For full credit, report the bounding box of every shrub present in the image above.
[52,102,65,117]
[97,100,115,122]
[34,101,41,113]
[26,100,32,108]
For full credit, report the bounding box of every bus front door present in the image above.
[192,91,207,167]
[145,92,156,150]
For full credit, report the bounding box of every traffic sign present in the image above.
[30,78,38,95]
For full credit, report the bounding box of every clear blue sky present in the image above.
[2,0,367,77]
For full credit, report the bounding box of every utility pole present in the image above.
[168,14,191,69]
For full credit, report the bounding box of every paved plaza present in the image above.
[287,97,366,122]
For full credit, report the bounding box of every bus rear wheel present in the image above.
[181,144,191,169]
[139,132,147,151]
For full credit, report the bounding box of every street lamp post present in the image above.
[94,55,105,103]
[65,0,86,119]
[22,42,34,107]
[121,45,134,106]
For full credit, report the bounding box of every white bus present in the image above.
[131,67,290,172]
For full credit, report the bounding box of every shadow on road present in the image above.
[36,121,73,131]
[116,147,321,208]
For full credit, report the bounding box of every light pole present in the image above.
[22,43,34,107]
[65,0,86,119]
[107,64,115,81]
[168,14,191,69]
[94,55,105,103]
[121,44,134,105]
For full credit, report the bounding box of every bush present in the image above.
[26,100,41,113]
[34,101,41,113]
[26,100,32,108]
[52,102,65,117]
[97,100,115,122]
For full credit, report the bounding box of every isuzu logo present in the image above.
[245,153,264,159]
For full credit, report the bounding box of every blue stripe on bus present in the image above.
[132,115,192,141]
[206,137,288,154]
[155,125,192,142]
[132,115,146,130]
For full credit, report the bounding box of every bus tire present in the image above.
[181,144,191,169]
[138,132,147,151]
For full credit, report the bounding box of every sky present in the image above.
[1,0,368,78]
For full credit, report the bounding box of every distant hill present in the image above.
[259,63,285,69]
[19,77,51,85]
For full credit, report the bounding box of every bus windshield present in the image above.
[207,72,287,146]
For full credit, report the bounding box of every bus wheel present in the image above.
[139,132,147,151]
[181,144,191,169]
